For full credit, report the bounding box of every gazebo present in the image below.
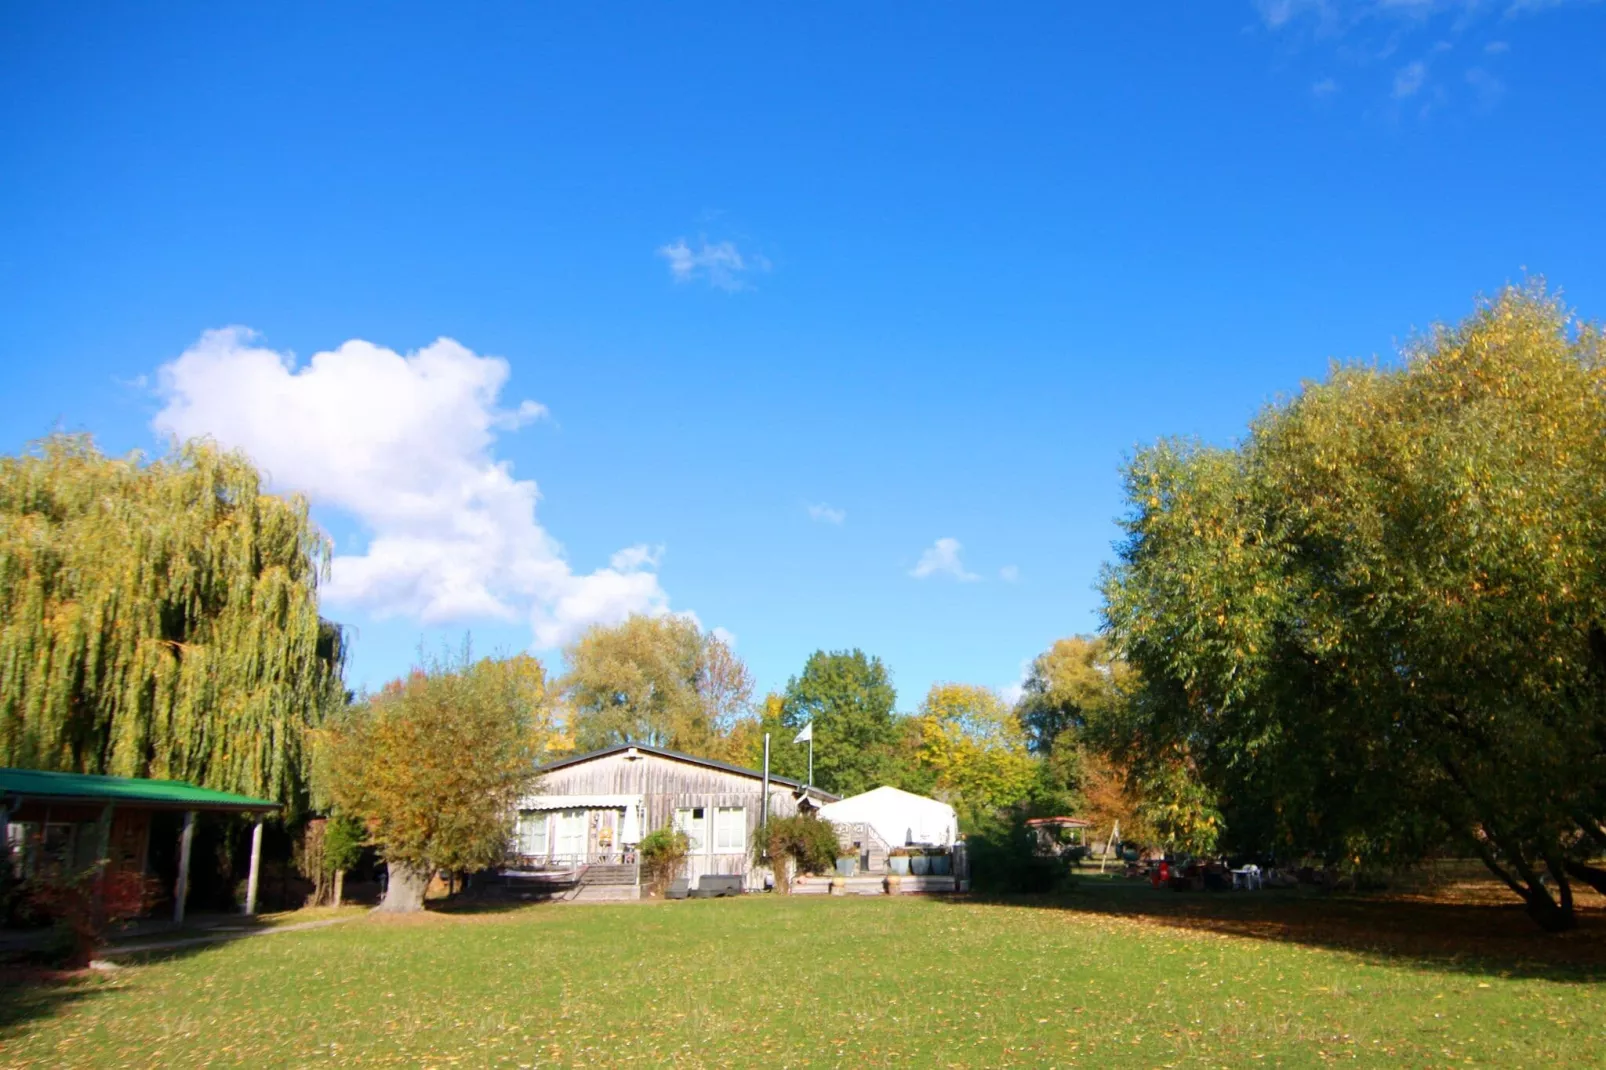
[1,768,281,923]
[1025,816,1093,858]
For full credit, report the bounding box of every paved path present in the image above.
[101,915,357,957]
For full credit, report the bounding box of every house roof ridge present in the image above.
[535,742,839,800]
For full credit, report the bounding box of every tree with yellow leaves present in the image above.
[913,683,1037,826]
[1103,283,1606,930]
[0,434,345,811]
[324,650,555,913]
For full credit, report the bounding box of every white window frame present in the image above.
[516,812,549,857]
[713,806,746,853]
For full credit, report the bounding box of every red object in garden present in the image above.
[1157,860,1171,888]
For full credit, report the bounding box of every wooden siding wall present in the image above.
[534,752,815,886]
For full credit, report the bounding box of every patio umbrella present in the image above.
[620,802,642,846]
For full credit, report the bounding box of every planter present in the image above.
[883,875,903,895]
[910,854,931,876]
[888,856,910,876]
[929,853,952,876]
[830,877,846,896]
[835,856,859,877]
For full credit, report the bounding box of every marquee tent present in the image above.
[818,785,958,848]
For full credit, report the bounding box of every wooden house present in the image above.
[512,744,836,896]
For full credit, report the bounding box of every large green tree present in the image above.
[775,649,900,796]
[561,614,753,754]
[1014,635,1132,755]
[0,434,345,809]
[1102,285,1606,930]
[324,651,554,913]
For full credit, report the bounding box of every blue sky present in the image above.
[3,2,1604,710]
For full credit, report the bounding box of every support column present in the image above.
[174,810,196,926]
[94,803,115,869]
[244,818,264,916]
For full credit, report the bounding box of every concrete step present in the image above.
[572,884,641,902]
[579,864,638,886]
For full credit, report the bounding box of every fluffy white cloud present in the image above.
[657,237,770,291]
[910,537,980,582]
[807,502,846,525]
[153,327,678,648]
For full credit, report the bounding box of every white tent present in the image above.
[818,786,958,848]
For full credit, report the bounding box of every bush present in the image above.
[27,866,159,967]
[638,827,690,896]
[753,815,839,892]
[966,812,1076,895]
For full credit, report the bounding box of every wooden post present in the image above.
[174,810,196,926]
[94,804,115,868]
[244,818,264,915]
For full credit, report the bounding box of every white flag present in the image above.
[793,722,813,744]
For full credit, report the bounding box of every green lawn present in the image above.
[3,882,1604,1067]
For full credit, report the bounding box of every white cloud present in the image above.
[1393,59,1429,96]
[1000,657,1033,707]
[1253,0,1584,108]
[153,327,681,649]
[711,626,738,648]
[807,503,846,525]
[910,537,980,582]
[657,237,770,292]
[999,565,1020,583]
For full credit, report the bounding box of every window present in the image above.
[555,809,587,858]
[516,812,548,857]
[673,807,707,850]
[714,807,746,853]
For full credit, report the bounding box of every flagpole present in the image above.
[808,734,813,792]
[761,733,771,829]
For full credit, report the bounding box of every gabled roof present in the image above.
[535,743,838,801]
[0,768,280,812]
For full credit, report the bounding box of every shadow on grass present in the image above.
[0,909,350,1036]
[955,874,1606,984]
[0,968,111,1037]
[424,895,561,916]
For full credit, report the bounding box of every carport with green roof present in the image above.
[1,768,281,923]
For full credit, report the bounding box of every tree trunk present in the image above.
[374,862,431,914]
[1563,860,1606,897]
[333,870,345,908]
[1467,835,1577,932]
[775,856,794,895]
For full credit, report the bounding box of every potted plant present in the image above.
[883,872,903,895]
[910,849,931,876]
[887,848,911,876]
[929,849,952,876]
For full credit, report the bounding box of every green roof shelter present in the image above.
[1,768,281,924]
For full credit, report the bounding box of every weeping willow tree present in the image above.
[0,433,346,810]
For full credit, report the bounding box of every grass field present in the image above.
[3,877,1604,1067]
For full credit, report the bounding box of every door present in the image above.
[555,809,587,860]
